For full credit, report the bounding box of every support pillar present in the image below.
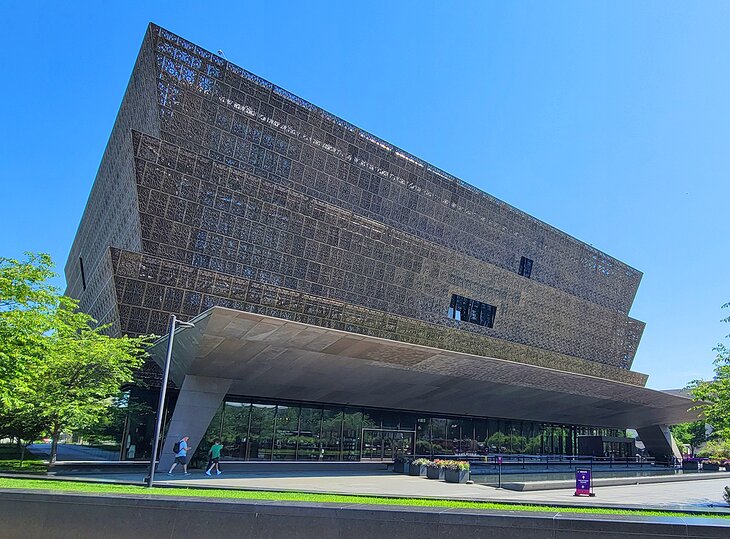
[157,376,232,472]
[636,424,682,464]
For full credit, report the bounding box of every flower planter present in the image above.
[393,461,409,474]
[444,468,469,483]
[408,464,426,477]
[426,466,441,480]
[703,463,721,472]
[682,461,699,471]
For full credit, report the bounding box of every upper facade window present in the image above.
[519,256,533,278]
[448,294,496,328]
[79,257,87,291]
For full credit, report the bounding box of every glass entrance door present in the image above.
[361,429,415,460]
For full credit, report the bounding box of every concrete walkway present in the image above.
[63,469,730,514]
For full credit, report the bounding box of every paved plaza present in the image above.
[69,469,730,514]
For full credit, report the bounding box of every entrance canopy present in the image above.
[149,307,697,430]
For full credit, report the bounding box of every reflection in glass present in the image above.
[362,410,381,430]
[362,410,380,429]
[248,404,276,460]
[488,420,510,454]
[361,429,382,460]
[511,422,525,454]
[321,408,343,460]
[199,399,602,461]
[196,403,224,462]
[474,419,488,455]
[398,412,416,431]
[430,418,447,456]
[220,402,251,460]
[459,419,475,454]
[342,410,362,460]
[524,422,541,454]
[448,420,460,454]
[386,430,412,460]
[381,410,399,430]
[273,405,299,460]
[297,407,322,460]
[415,417,431,457]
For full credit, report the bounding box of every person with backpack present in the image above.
[205,438,224,476]
[167,436,191,475]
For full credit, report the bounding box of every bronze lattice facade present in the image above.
[66,24,647,390]
[66,25,646,385]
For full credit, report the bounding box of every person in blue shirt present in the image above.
[167,436,191,475]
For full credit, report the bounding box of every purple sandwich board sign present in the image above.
[574,469,594,497]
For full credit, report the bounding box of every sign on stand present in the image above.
[574,469,595,497]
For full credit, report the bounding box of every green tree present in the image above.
[689,303,730,439]
[524,435,542,454]
[77,392,153,449]
[0,253,152,463]
[697,438,730,460]
[0,253,57,408]
[0,404,47,466]
[669,421,708,457]
[487,432,510,453]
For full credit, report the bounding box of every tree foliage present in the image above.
[669,421,708,456]
[0,253,153,462]
[0,253,57,408]
[689,303,730,439]
[697,438,730,460]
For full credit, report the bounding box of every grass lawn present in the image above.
[0,477,728,520]
[0,447,47,473]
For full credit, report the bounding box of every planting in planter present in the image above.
[393,456,410,474]
[426,460,442,479]
[439,460,470,483]
[409,458,430,476]
[703,460,721,471]
[444,468,470,483]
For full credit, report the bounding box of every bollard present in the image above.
[497,456,503,488]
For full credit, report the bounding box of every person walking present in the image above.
[205,438,224,476]
[167,436,191,475]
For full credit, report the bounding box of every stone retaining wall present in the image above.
[1,489,728,538]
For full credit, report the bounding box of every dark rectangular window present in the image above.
[79,257,87,291]
[448,294,496,328]
[518,256,533,278]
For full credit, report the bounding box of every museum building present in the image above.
[64,24,695,465]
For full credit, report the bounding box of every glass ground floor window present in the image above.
[196,396,629,462]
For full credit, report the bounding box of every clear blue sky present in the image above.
[1,1,728,389]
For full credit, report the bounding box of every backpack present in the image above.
[172,441,180,454]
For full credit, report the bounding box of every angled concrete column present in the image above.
[158,376,232,471]
[636,424,682,464]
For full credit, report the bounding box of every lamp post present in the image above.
[146,314,194,487]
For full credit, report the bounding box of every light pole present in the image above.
[146,314,194,487]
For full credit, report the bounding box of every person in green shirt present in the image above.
[205,439,224,476]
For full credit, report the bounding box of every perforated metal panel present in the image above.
[66,24,647,388]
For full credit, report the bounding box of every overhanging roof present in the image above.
[149,307,697,429]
